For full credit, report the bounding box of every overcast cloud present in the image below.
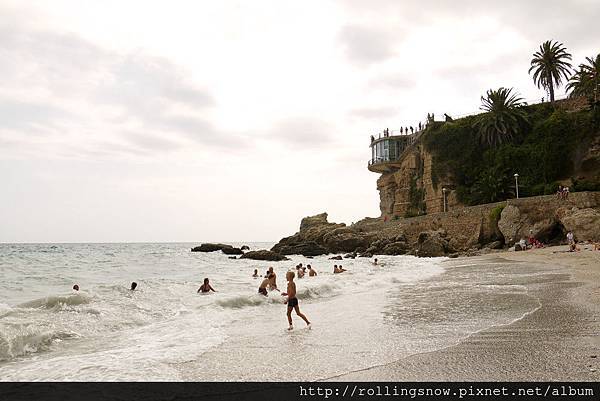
[0,0,597,242]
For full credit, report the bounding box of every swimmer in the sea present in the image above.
[333,264,340,273]
[72,284,80,291]
[338,265,347,272]
[258,274,272,296]
[252,269,259,278]
[307,265,317,277]
[130,282,137,291]
[282,270,310,330]
[198,278,216,293]
[268,267,279,291]
[296,265,305,278]
[373,258,378,266]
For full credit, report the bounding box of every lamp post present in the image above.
[514,173,519,199]
[442,187,447,212]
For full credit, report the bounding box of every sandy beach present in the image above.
[331,245,600,381]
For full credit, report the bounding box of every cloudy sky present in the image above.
[1,0,598,243]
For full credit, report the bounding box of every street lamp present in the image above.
[514,173,519,199]
[442,187,447,212]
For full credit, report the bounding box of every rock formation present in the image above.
[191,243,244,254]
[240,250,289,261]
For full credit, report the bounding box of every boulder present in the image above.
[240,245,250,251]
[497,205,521,246]
[240,250,289,261]
[485,240,504,250]
[359,252,373,258]
[322,227,373,253]
[416,230,449,257]
[558,207,600,241]
[191,243,231,252]
[272,242,328,256]
[343,252,357,259]
[329,255,343,260]
[221,246,244,255]
[228,256,237,260]
[381,241,410,255]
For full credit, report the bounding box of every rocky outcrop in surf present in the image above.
[240,250,289,261]
[191,243,244,255]
[272,192,600,258]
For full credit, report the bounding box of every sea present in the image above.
[0,242,549,381]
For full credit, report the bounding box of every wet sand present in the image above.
[330,245,600,381]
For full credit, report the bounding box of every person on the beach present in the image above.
[567,231,574,245]
[307,265,317,276]
[198,278,216,293]
[373,258,378,266]
[72,284,80,291]
[252,269,259,278]
[130,282,137,291]
[258,274,271,296]
[282,271,310,330]
[268,267,279,291]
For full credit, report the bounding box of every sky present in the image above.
[1,0,599,243]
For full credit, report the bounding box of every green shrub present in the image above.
[489,204,506,222]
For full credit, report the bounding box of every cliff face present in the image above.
[377,143,458,219]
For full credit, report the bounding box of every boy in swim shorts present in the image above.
[282,271,310,330]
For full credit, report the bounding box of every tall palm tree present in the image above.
[567,54,600,104]
[529,40,573,103]
[474,87,528,148]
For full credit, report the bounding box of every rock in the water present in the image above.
[343,252,357,259]
[273,242,328,256]
[329,255,343,260]
[240,245,250,251]
[221,245,244,255]
[191,243,227,252]
[240,250,289,261]
[359,252,373,258]
[228,256,237,260]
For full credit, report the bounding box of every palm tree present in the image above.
[529,40,573,103]
[474,87,529,148]
[567,54,600,104]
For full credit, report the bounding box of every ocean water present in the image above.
[0,243,549,381]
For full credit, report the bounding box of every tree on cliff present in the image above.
[474,87,528,148]
[566,54,600,105]
[529,40,572,103]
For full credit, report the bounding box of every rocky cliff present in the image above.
[272,192,600,258]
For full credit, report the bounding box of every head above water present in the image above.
[204,278,209,284]
[268,267,274,273]
[286,271,295,280]
[307,265,311,269]
[130,282,137,291]
[72,284,79,291]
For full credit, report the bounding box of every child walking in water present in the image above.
[282,271,311,330]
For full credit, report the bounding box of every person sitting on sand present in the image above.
[307,265,317,277]
[252,269,259,278]
[258,274,272,296]
[268,267,279,291]
[198,278,216,293]
[282,271,311,330]
[130,282,137,291]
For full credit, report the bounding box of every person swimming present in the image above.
[258,274,272,296]
[268,267,279,291]
[198,278,216,293]
[130,282,137,291]
[252,269,259,278]
[373,258,378,265]
[296,265,305,278]
[307,265,317,277]
[72,284,80,291]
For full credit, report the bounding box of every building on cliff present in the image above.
[368,125,456,220]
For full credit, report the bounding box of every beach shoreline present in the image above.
[329,245,600,381]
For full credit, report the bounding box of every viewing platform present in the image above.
[368,128,425,173]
